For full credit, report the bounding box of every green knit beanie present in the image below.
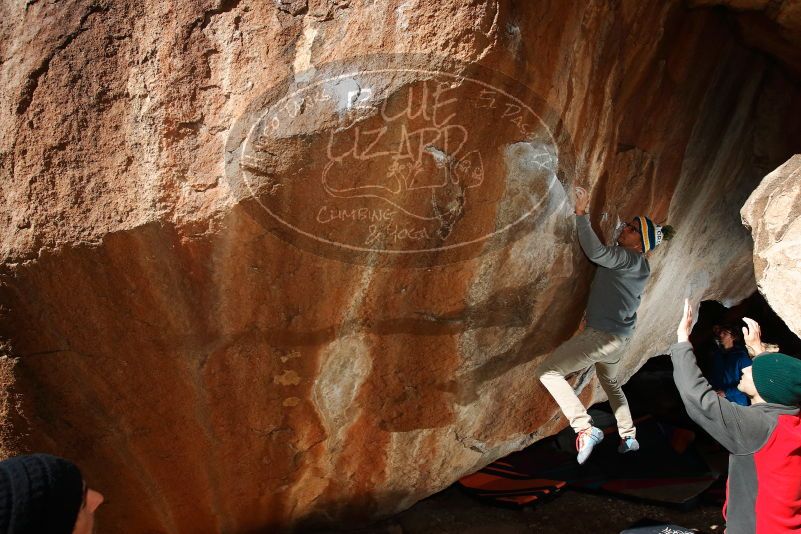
[752,353,801,406]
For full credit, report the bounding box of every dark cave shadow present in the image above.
[233,488,412,534]
[688,292,801,375]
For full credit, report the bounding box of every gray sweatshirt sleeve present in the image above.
[576,215,638,270]
[670,341,772,454]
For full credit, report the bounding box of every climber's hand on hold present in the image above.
[677,298,693,343]
[742,317,765,356]
[575,187,590,216]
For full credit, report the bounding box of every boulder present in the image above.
[742,155,801,338]
[1,1,800,531]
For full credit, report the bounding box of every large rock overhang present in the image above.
[1,1,800,531]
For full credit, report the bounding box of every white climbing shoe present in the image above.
[618,436,640,454]
[576,426,604,464]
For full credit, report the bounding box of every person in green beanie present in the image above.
[747,342,801,406]
[673,300,801,534]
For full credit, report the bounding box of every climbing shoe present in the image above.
[575,426,604,464]
[618,436,640,454]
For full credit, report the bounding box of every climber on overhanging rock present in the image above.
[672,301,801,534]
[537,186,673,465]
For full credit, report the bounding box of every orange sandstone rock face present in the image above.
[1,1,800,532]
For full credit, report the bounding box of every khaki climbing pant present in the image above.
[537,326,636,439]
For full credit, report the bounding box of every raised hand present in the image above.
[742,317,765,356]
[575,186,590,215]
[677,298,693,343]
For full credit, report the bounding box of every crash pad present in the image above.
[458,411,719,508]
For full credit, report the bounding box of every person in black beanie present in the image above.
[0,454,104,534]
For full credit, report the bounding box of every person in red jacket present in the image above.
[673,300,801,534]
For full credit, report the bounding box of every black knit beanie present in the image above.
[752,353,801,407]
[0,454,84,534]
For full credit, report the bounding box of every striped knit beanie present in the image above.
[635,216,664,253]
[0,454,84,534]
[752,353,801,406]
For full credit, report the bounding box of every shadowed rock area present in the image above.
[0,1,800,532]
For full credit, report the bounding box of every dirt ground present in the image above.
[339,484,725,533]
